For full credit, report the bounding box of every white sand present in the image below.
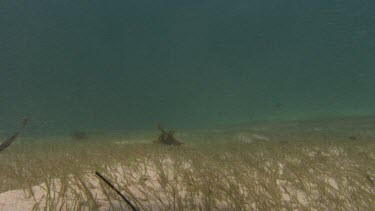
[0,161,319,211]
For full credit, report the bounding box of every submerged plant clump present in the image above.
[0,137,374,210]
[153,124,183,146]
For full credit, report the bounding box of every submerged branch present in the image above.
[95,171,137,211]
[0,118,29,152]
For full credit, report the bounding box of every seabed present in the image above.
[0,116,374,210]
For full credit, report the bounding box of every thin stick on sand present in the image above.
[0,118,29,152]
[95,171,137,211]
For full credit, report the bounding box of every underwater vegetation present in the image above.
[0,117,374,210]
[91,124,184,210]
[0,134,374,210]
[154,124,183,146]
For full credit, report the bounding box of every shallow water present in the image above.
[1,2,375,208]
[1,0,375,136]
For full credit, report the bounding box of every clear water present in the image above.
[1,0,375,136]
[1,2,375,209]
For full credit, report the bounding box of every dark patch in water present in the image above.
[71,131,89,140]
[348,136,357,140]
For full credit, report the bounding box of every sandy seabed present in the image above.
[1,116,375,210]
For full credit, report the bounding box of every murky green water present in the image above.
[1,0,374,136]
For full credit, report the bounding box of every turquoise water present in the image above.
[1,0,374,136]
